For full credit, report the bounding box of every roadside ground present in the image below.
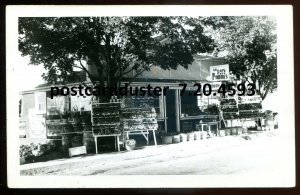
[20,129,291,176]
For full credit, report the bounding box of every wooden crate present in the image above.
[69,146,87,157]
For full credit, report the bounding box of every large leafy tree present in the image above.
[19,17,214,89]
[210,16,277,100]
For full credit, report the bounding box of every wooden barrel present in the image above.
[187,133,194,141]
[180,133,187,142]
[62,134,72,152]
[266,120,274,130]
[162,135,173,144]
[201,131,208,139]
[225,128,231,136]
[231,127,237,135]
[194,131,201,140]
[236,127,243,135]
[242,126,248,134]
[83,131,95,153]
[172,135,180,143]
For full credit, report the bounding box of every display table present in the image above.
[240,117,261,127]
[123,129,157,146]
[93,134,121,154]
[61,132,84,151]
[198,122,219,137]
[61,131,83,135]
[180,115,218,120]
[180,115,219,134]
[91,102,122,154]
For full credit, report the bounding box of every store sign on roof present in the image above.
[238,95,262,104]
[210,81,222,91]
[210,64,230,81]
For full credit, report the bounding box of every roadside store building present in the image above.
[19,54,242,145]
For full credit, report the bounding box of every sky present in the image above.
[261,90,278,112]
[16,52,45,92]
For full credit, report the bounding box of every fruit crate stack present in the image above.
[121,107,158,132]
[220,98,239,120]
[91,102,121,136]
[238,103,263,119]
[121,96,158,131]
[120,96,159,146]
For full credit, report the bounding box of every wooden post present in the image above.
[164,96,167,133]
[175,89,180,133]
[94,136,98,154]
[117,135,120,152]
[146,130,149,145]
[114,136,117,150]
[153,130,157,146]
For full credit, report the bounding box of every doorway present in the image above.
[165,89,176,133]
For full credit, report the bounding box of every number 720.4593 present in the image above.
[178,83,256,96]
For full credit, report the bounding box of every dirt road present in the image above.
[20,130,291,176]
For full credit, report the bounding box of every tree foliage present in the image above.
[19,16,277,101]
[19,17,214,87]
[210,16,277,100]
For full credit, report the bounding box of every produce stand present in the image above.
[219,98,239,127]
[219,96,263,129]
[46,119,66,138]
[123,129,157,146]
[238,103,263,127]
[91,101,122,154]
[122,112,158,146]
[121,97,158,147]
[190,115,219,137]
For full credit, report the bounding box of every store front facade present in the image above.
[19,54,227,144]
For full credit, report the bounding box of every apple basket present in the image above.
[125,139,136,151]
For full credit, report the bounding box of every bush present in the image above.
[263,110,274,120]
[71,111,82,124]
[81,111,92,125]
[204,104,219,115]
[19,143,38,158]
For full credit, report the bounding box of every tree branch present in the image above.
[64,68,88,88]
[122,66,136,76]
[262,80,273,100]
[125,68,147,85]
[77,59,95,85]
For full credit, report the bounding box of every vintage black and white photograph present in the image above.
[6,5,294,188]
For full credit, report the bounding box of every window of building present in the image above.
[180,90,202,116]
[70,93,92,112]
[46,91,70,120]
[197,93,220,111]
[35,92,46,114]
